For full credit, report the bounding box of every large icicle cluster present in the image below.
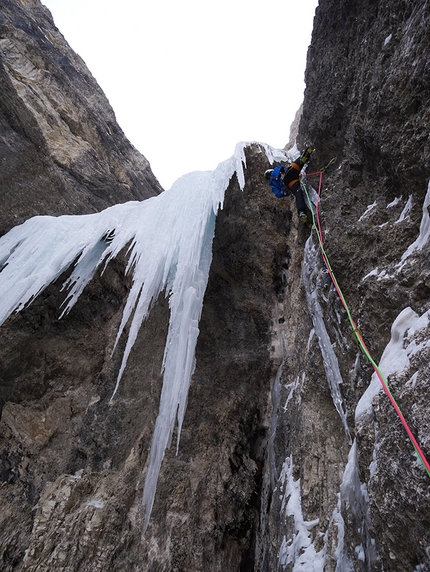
[0,142,287,528]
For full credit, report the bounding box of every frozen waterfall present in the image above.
[0,142,289,529]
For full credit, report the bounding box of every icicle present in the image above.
[302,235,352,444]
[0,141,263,530]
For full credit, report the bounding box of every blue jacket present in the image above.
[268,165,290,198]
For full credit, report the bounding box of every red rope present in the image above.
[303,171,430,477]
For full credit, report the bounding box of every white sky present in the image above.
[42,0,318,189]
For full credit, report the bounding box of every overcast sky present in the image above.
[42,0,318,189]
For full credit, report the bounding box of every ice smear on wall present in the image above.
[278,456,326,571]
[269,361,285,489]
[0,141,281,528]
[331,500,354,572]
[338,440,377,568]
[302,235,352,443]
[283,374,302,413]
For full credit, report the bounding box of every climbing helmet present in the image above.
[264,169,273,180]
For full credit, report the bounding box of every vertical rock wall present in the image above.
[0,0,162,236]
[255,0,430,570]
[0,0,429,570]
[0,141,298,571]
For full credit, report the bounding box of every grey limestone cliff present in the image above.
[0,0,429,571]
[0,0,162,236]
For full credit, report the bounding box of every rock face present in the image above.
[0,1,429,572]
[0,0,162,236]
[258,0,430,570]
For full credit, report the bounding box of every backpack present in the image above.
[269,165,290,198]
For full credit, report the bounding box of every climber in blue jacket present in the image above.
[265,146,314,226]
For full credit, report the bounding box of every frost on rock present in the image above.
[278,456,326,571]
[0,141,266,528]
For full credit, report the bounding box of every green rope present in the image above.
[300,175,430,477]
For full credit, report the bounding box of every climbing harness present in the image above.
[300,172,430,478]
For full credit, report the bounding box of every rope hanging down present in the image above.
[301,172,430,478]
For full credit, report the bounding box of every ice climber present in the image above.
[264,146,314,227]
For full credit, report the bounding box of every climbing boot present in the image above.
[298,210,312,228]
[300,146,314,163]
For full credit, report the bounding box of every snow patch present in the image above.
[86,499,104,509]
[394,194,413,224]
[361,267,394,282]
[387,196,401,208]
[397,181,430,269]
[355,307,429,421]
[278,456,326,571]
[361,268,379,281]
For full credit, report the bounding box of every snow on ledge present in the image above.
[355,307,430,422]
[397,180,430,270]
